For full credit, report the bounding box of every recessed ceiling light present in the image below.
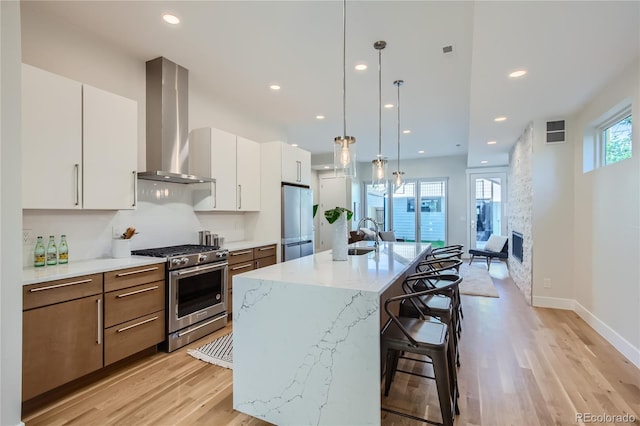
[316,115,325,120]
[162,14,180,25]
[384,103,394,109]
[269,84,281,91]
[418,150,425,154]
[355,63,367,71]
[481,160,489,164]
[403,130,411,134]
[509,69,527,78]
[487,140,497,145]
[291,144,298,147]
[494,116,507,122]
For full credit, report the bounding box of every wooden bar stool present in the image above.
[381,276,461,426]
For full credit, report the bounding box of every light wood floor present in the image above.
[23,265,639,425]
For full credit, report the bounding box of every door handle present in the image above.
[132,171,137,207]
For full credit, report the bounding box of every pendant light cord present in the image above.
[395,80,403,172]
[342,0,347,137]
[378,44,382,157]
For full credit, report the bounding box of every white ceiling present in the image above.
[25,1,640,168]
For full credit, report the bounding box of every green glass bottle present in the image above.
[46,235,57,266]
[34,236,46,267]
[58,235,68,264]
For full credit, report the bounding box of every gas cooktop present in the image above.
[132,244,222,258]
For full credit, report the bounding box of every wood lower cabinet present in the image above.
[22,274,104,401]
[22,264,166,401]
[227,244,277,315]
[104,265,165,366]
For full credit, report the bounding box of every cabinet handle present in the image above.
[97,298,102,344]
[74,163,80,206]
[238,184,242,209]
[231,263,253,271]
[230,250,252,256]
[115,266,159,277]
[116,316,158,333]
[255,260,260,268]
[29,278,93,292]
[213,181,217,209]
[258,247,273,251]
[116,285,159,298]
[297,160,301,182]
[132,171,137,207]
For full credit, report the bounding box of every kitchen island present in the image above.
[232,241,431,425]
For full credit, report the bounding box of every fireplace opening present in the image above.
[512,231,523,263]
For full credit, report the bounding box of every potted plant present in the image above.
[324,207,353,261]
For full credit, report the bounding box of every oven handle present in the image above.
[174,262,228,277]
[176,317,222,337]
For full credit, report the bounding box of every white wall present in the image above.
[1,1,24,424]
[20,4,286,264]
[572,59,640,364]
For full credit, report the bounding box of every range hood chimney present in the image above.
[138,57,214,184]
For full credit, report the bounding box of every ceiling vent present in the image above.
[545,120,566,144]
[442,45,454,54]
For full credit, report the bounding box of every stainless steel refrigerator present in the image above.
[282,184,314,261]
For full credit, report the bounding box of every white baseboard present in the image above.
[574,301,640,369]
[532,296,575,310]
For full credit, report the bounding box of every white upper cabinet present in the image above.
[190,129,261,212]
[22,63,83,209]
[236,136,261,211]
[21,64,138,210]
[281,143,311,186]
[82,84,138,210]
[190,127,237,211]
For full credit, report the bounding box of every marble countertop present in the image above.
[23,256,166,286]
[235,241,431,294]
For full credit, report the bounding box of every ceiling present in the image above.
[24,1,640,169]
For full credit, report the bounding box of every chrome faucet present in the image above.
[357,217,380,248]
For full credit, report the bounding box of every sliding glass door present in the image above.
[364,178,447,247]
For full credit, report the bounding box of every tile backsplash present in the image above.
[22,180,248,267]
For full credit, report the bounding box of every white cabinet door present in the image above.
[82,85,138,210]
[236,137,261,211]
[281,143,311,185]
[22,64,83,209]
[190,127,237,211]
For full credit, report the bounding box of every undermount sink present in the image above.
[347,247,376,256]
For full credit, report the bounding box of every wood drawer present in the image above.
[228,249,254,265]
[255,255,276,269]
[23,273,103,310]
[104,280,165,328]
[254,244,276,259]
[228,261,255,284]
[104,311,164,366]
[104,264,165,292]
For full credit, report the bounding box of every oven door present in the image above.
[168,261,228,333]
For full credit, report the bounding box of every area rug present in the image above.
[458,262,499,298]
[187,332,233,369]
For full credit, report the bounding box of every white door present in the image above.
[82,84,138,210]
[318,176,349,252]
[468,172,507,250]
[22,64,82,209]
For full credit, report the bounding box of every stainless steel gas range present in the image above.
[132,245,228,352]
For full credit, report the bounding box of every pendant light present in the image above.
[392,79,405,191]
[371,40,388,190]
[334,0,356,177]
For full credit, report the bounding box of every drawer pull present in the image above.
[115,266,159,277]
[258,247,273,251]
[116,316,159,333]
[29,278,93,292]
[177,317,220,337]
[231,263,253,271]
[97,298,102,344]
[116,285,159,298]
[231,250,252,256]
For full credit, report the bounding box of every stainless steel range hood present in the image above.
[138,57,214,184]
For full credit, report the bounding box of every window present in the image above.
[601,113,632,165]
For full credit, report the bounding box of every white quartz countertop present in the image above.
[222,240,278,252]
[22,256,166,286]
[235,241,431,294]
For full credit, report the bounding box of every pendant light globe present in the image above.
[333,0,356,177]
